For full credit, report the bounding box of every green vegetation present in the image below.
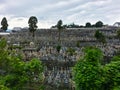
[1,17,8,31]
[67,47,75,56]
[52,22,80,28]
[85,22,91,27]
[94,30,106,44]
[95,21,103,27]
[116,29,120,39]
[57,20,63,43]
[28,16,38,37]
[0,85,10,90]
[8,45,22,50]
[73,47,120,90]
[0,38,43,90]
[52,21,104,28]
[67,23,80,28]
[56,44,61,53]
[73,47,103,90]
[103,59,120,90]
[76,41,80,47]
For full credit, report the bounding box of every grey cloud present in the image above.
[0,0,120,28]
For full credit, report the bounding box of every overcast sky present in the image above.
[0,0,120,29]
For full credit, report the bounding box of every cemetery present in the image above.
[0,0,120,89]
[3,26,120,89]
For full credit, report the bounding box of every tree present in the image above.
[56,45,61,53]
[0,38,43,90]
[73,47,120,90]
[76,41,80,47]
[103,59,120,90]
[28,16,38,38]
[57,20,63,43]
[66,47,75,56]
[94,30,103,40]
[94,30,106,44]
[73,47,104,90]
[116,29,120,39]
[1,17,8,31]
[112,56,120,62]
[85,22,91,27]
[91,24,95,27]
[0,85,10,90]
[67,23,80,28]
[95,21,103,27]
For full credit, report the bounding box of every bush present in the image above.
[73,47,120,90]
[67,47,75,56]
[56,45,61,53]
[73,47,104,90]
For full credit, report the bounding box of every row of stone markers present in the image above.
[6,27,120,89]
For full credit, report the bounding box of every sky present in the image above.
[0,0,120,29]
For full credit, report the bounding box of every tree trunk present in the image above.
[32,32,35,38]
[32,31,35,43]
[58,29,61,44]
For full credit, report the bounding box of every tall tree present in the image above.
[57,20,63,43]
[28,16,38,38]
[1,17,8,31]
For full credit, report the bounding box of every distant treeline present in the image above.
[51,21,104,28]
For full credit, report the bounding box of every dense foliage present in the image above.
[103,60,120,90]
[73,47,104,90]
[73,47,120,90]
[0,38,43,90]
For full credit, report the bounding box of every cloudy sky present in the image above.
[0,0,120,29]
